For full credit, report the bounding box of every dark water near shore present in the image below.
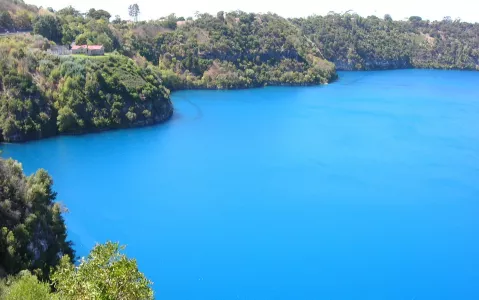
[3,70,479,299]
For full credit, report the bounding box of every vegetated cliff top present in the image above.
[0,35,172,143]
[291,13,479,70]
[153,12,337,89]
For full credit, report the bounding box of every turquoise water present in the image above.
[2,70,479,299]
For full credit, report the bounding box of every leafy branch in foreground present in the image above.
[52,242,154,300]
[1,242,154,300]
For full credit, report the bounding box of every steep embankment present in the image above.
[292,14,479,71]
[0,35,172,142]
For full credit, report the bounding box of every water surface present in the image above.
[3,70,479,300]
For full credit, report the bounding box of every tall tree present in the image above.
[128,3,140,22]
[33,15,62,43]
[0,11,15,30]
[217,11,225,22]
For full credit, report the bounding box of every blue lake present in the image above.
[2,70,479,299]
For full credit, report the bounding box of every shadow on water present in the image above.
[171,94,204,121]
[184,98,204,120]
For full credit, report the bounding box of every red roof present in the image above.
[71,45,103,50]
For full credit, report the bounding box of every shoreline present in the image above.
[2,68,478,144]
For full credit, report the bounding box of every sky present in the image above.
[26,0,479,23]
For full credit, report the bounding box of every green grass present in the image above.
[70,53,113,60]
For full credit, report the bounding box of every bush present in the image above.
[0,271,52,300]
[52,242,154,300]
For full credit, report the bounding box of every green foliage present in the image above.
[216,11,225,23]
[52,242,154,300]
[0,11,14,30]
[0,271,53,300]
[0,0,37,31]
[12,10,32,30]
[153,12,337,89]
[292,13,479,70]
[158,14,178,30]
[409,16,423,22]
[56,6,81,17]
[0,242,155,300]
[0,36,172,142]
[0,158,74,280]
[37,7,336,90]
[86,8,111,20]
[96,33,113,52]
[53,9,121,49]
[33,15,62,43]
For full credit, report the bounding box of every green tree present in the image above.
[33,15,62,43]
[112,15,122,24]
[74,33,90,45]
[159,13,178,29]
[409,16,423,22]
[57,6,81,17]
[0,11,14,30]
[0,158,74,280]
[56,106,78,132]
[217,11,225,22]
[87,8,112,20]
[128,3,140,22]
[96,33,113,51]
[52,242,154,300]
[13,10,32,30]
